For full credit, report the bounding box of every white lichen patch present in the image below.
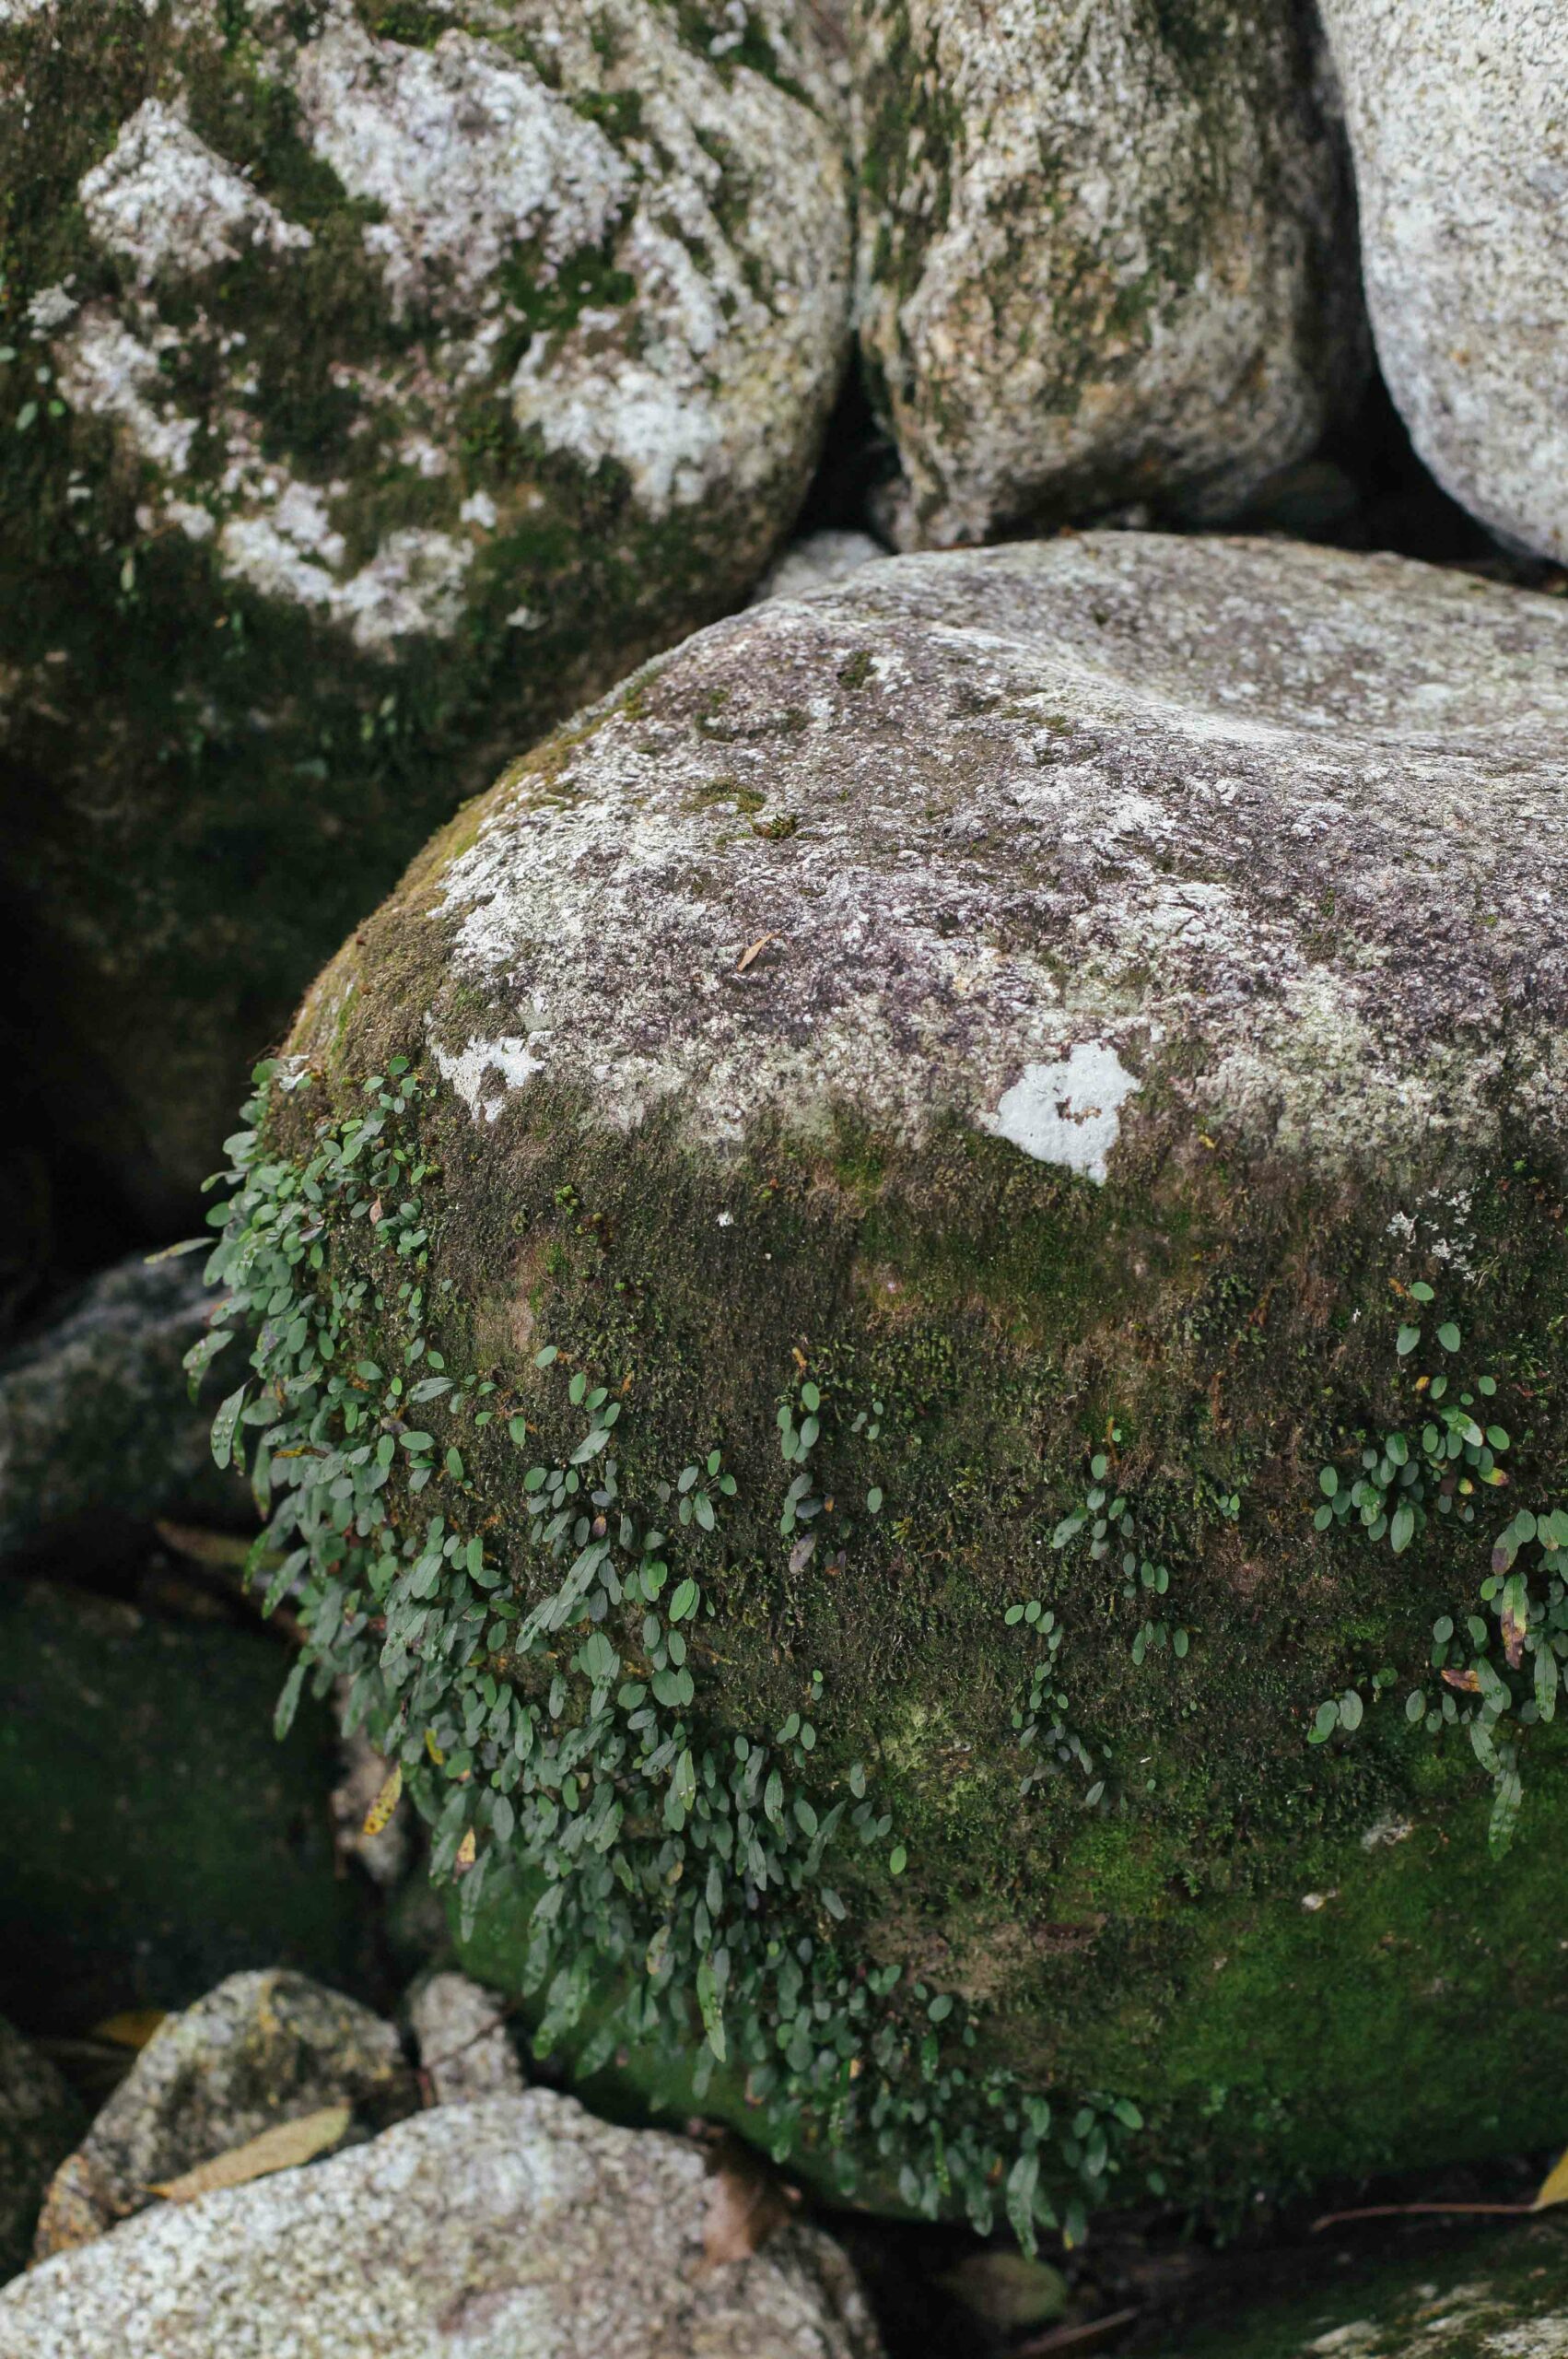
[79,98,312,285]
[431,1035,547,1122]
[292,17,630,321]
[54,308,197,476]
[977,1044,1141,1183]
[219,510,472,652]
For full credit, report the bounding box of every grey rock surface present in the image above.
[0,2018,82,2283]
[1318,0,1568,564]
[32,1969,415,2259]
[0,1252,240,1563]
[2,2091,883,2359]
[408,1974,522,2106]
[0,0,850,1225]
[751,529,887,604]
[851,0,1363,546]
[328,533,1568,1183]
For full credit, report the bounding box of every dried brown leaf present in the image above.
[1442,1667,1482,1693]
[90,2009,167,2051]
[1533,2148,1568,2212]
[700,2133,795,2269]
[149,2105,352,2202]
[736,933,778,974]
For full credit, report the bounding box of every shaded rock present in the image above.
[33,1969,415,2258]
[0,2091,883,2358]
[0,2019,82,2282]
[0,1251,240,1565]
[851,0,1363,546]
[1320,0,1568,565]
[0,1584,381,2036]
[330,1715,412,1890]
[752,529,887,604]
[408,1973,521,2106]
[0,0,850,1227]
[1177,2219,1568,2359]
[214,534,1568,2224]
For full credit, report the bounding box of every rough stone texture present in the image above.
[32,1969,415,2258]
[0,0,849,1227]
[851,0,1363,547]
[0,2019,82,2283]
[1179,2222,1568,2359]
[751,528,887,604]
[1,2092,883,2358]
[0,1584,381,2036]
[1317,0,1568,566]
[407,1973,521,2105]
[270,532,1568,2210]
[0,1252,240,1564]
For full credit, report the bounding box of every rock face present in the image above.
[1319,0,1568,565]
[850,0,1363,546]
[0,1251,240,1564]
[1179,2220,1568,2359]
[0,1584,381,2035]
[0,0,849,1226]
[211,534,1568,2231]
[0,2019,82,2283]
[751,529,887,604]
[33,1970,415,2258]
[407,1973,522,2105]
[0,2092,883,2359]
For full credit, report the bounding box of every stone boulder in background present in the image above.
[0,2019,82,2283]
[1318,0,1568,564]
[0,0,849,1228]
[851,0,1363,546]
[32,1969,415,2259]
[0,1251,240,1566]
[214,534,1568,2227]
[0,2091,883,2359]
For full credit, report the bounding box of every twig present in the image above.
[1312,2201,1533,2232]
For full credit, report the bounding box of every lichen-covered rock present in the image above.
[207,534,1568,2234]
[0,0,849,1226]
[407,1972,522,2105]
[0,1251,241,1564]
[1317,0,1568,565]
[32,1969,415,2258]
[0,2019,82,2283]
[0,2091,884,2359]
[851,0,1363,546]
[0,1584,382,2036]
[751,529,887,604]
[1178,2221,1568,2359]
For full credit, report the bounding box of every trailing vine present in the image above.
[195,1057,1150,2248]
[1309,1290,1568,1855]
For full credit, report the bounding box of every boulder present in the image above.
[0,0,849,1227]
[207,534,1568,2235]
[32,1969,415,2259]
[0,1251,240,1565]
[752,529,887,605]
[0,2091,883,2359]
[1318,0,1568,565]
[1177,2219,1568,2359]
[407,1972,522,2105]
[0,2019,82,2283]
[0,1583,382,2035]
[850,0,1363,546]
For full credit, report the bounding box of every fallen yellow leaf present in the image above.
[150,2106,352,2202]
[361,1762,403,1837]
[90,2010,167,2051]
[736,933,778,974]
[1533,2148,1568,2212]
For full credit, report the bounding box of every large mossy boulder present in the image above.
[206,534,1568,2240]
[0,0,848,1226]
[850,0,1363,546]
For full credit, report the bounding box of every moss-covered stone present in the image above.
[208,535,1568,2236]
[850,0,1364,545]
[1177,2220,1568,2359]
[0,0,848,1226]
[0,1583,382,2033]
